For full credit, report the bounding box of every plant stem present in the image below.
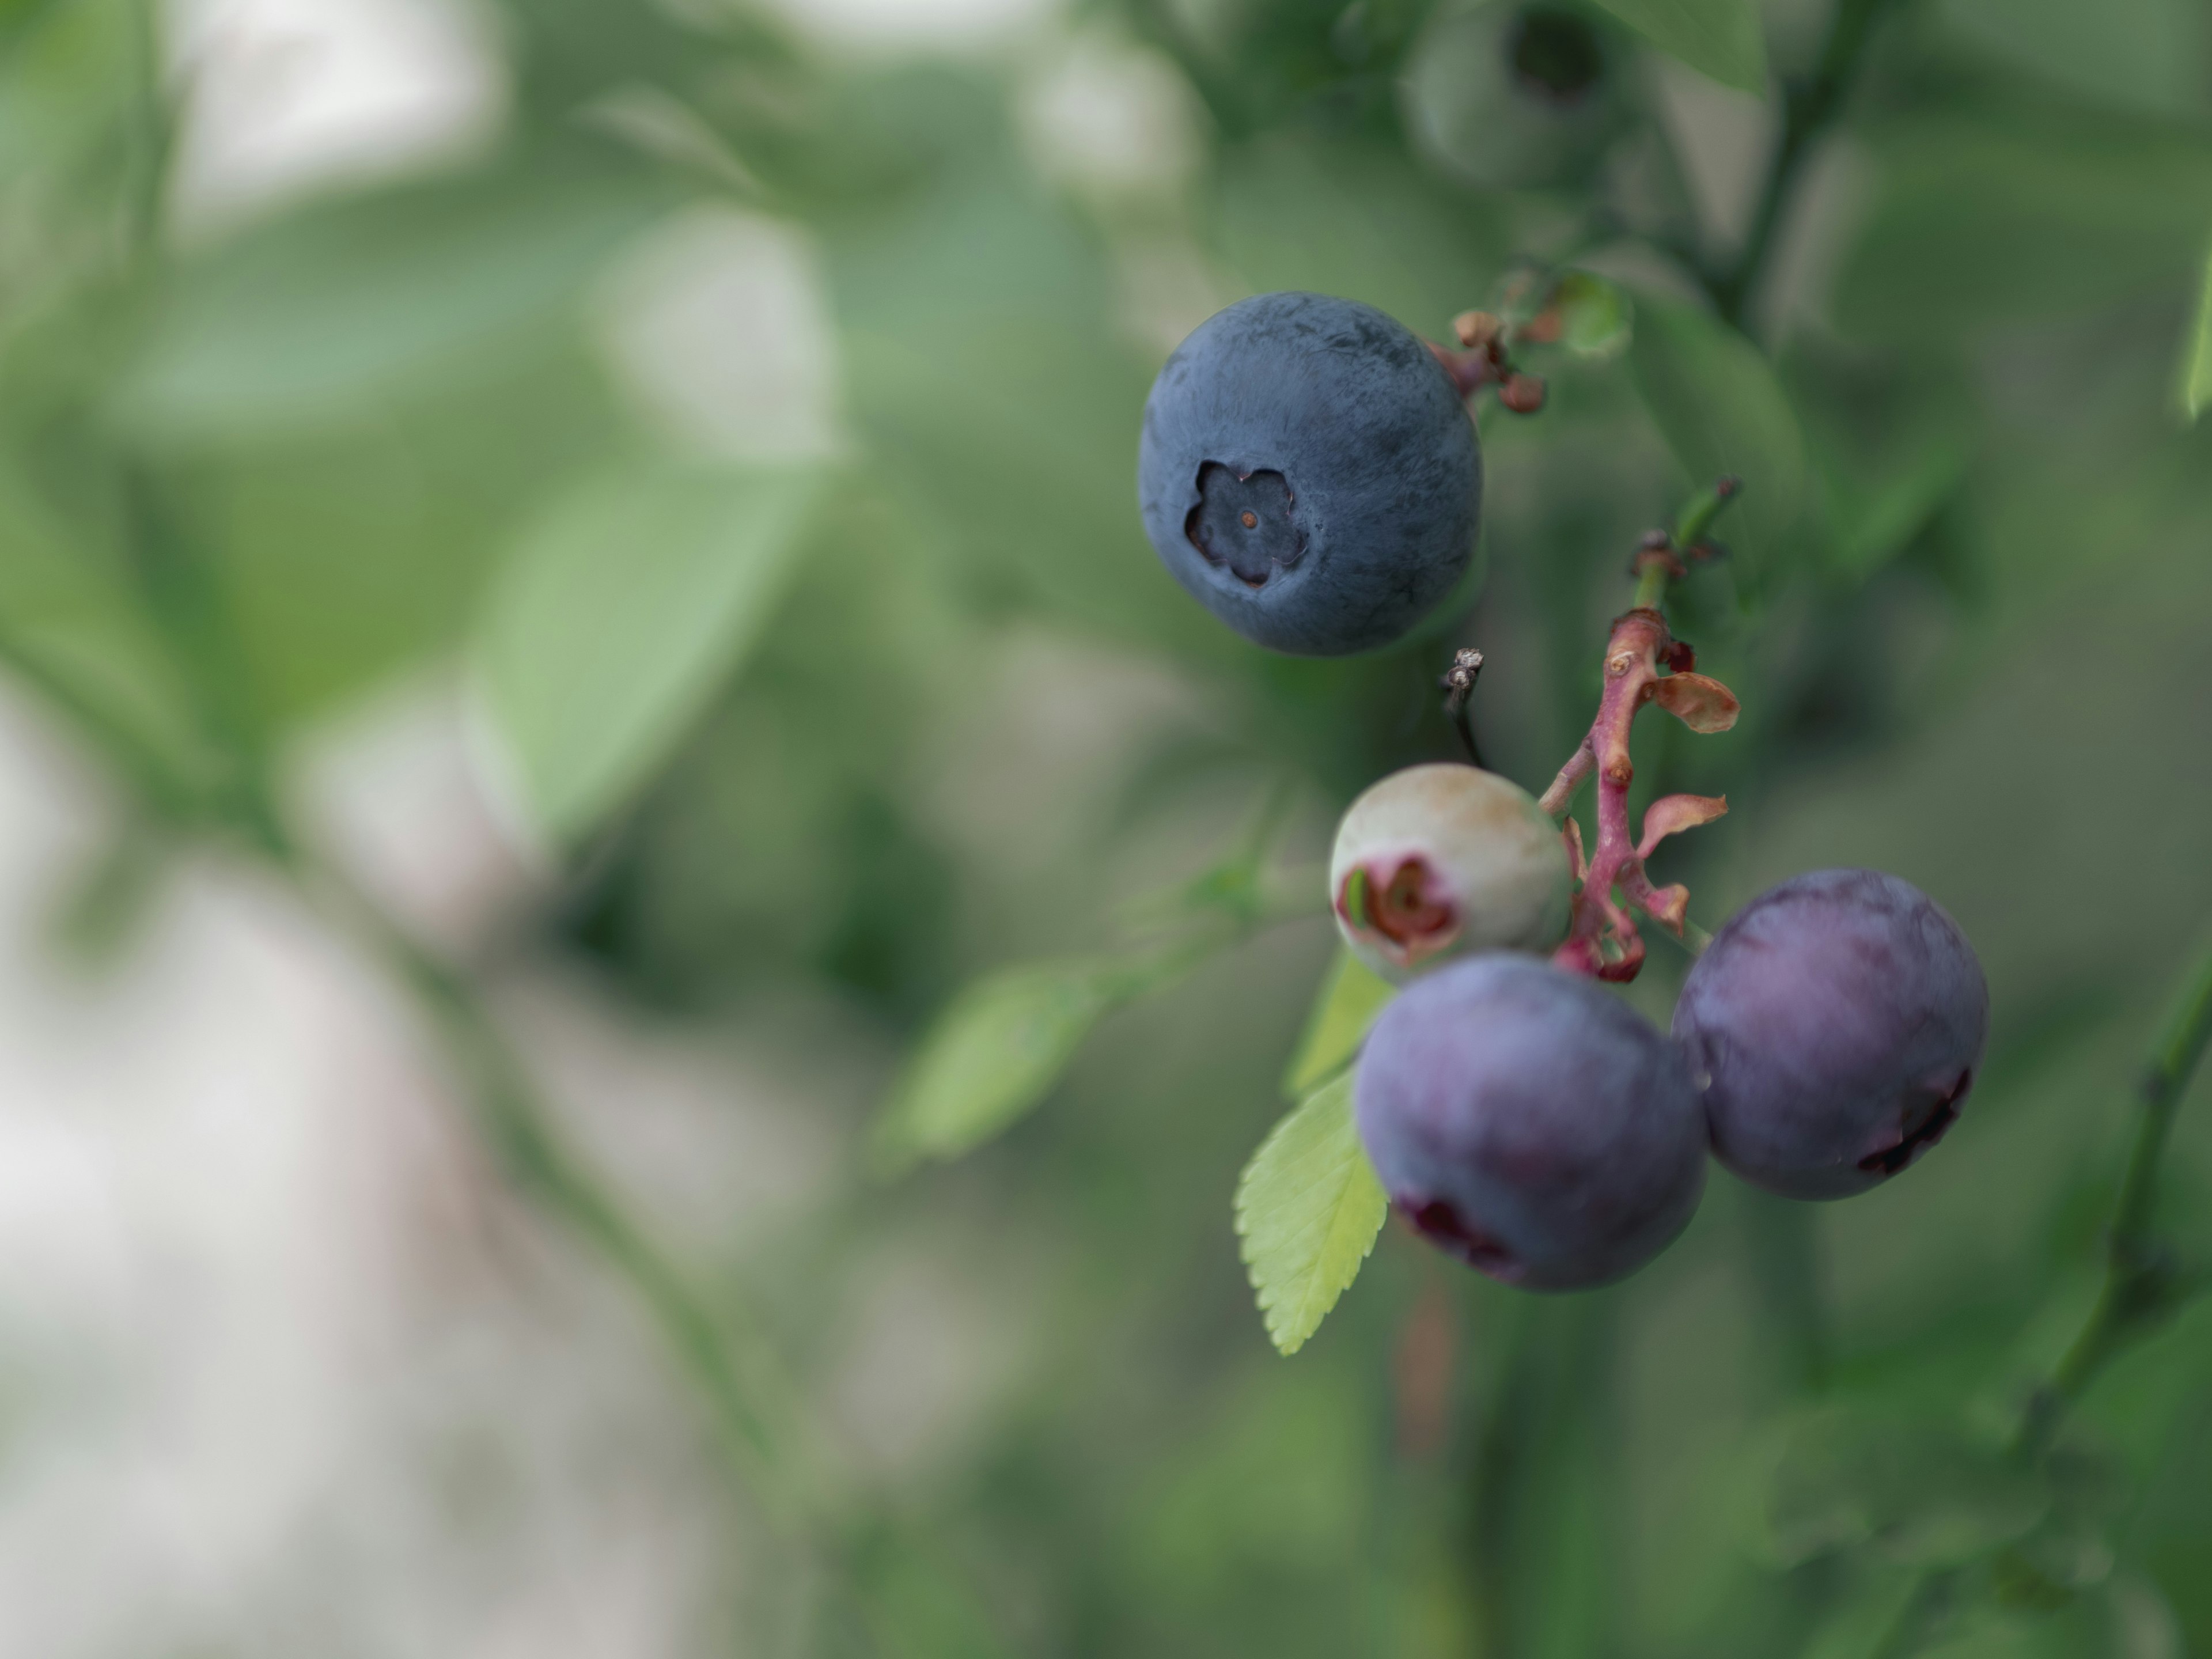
[1631,561,1669,613]
[300,860,823,1530]
[1859,927,2212,1659]
[1740,1189,1827,1392]
[1710,0,1906,329]
[2013,926,2212,1459]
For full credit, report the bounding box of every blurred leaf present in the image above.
[1588,0,1766,92]
[2182,244,2212,423]
[1764,1407,2049,1569]
[1552,272,1634,361]
[0,456,221,800]
[1836,111,2212,340]
[201,347,624,727]
[873,957,1127,1173]
[821,126,1200,652]
[1936,0,2210,120]
[475,459,824,843]
[1987,1444,2125,1605]
[848,1527,1022,1659]
[1215,134,1507,339]
[1629,295,1806,573]
[46,821,168,969]
[115,165,667,442]
[1281,946,1395,1099]
[1820,435,1967,582]
[1235,1073,1388,1356]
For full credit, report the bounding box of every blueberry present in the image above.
[1404,4,1631,194]
[1330,763,1568,980]
[1138,291,1481,656]
[1355,954,1706,1290]
[1673,869,1990,1200]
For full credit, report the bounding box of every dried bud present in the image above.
[1440,647,1486,703]
[1518,307,1563,346]
[1499,373,1547,414]
[1453,309,1503,348]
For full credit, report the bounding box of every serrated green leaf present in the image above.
[1763,1407,2049,1570]
[2181,243,2212,422]
[1282,947,1396,1099]
[1552,271,1634,361]
[475,460,824,843]
[1590,0,1766,92]
[873,958,1122,1175]
[1236,1074,1388,1356]
[1630,295,1807,576]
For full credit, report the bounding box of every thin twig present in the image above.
[1710,0,1907,329]
[2013,926,2212,1459]
[1440,648,1486,767]
[299,860,827,1529]
[1856,925,2212,1659]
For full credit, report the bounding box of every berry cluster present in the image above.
[1139,290,1991,1293]
[1354,860,1987,1289]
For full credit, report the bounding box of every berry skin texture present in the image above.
[1138,291,1481,656]
[1355,954,1707,1290]
[1330,763,1568,980]
[1673,869,1990,1201]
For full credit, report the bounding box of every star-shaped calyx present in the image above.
[1185,463,1305,588]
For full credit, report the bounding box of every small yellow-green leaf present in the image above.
[2181,242,2212,422]
[1282,947,1397,1099]
[1590,0,1767,93]
[873,958,1122,1175]
[1235,1074,1388,1356]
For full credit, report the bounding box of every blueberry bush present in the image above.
[2,0,2212,1655]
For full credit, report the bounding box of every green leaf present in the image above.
[1282,947,1396,1099]
[1937,0,2209,120]
[1762,1407,2049,1570]
[1629,295,1807,576]
[873,957,1127,1175]
[1235,1074,1389,1356]
[1589,0,1767,92]
[474,460,824,843]
[0,454,224,800]
[1551,271,1634,361]
[115,167,666,442]
[1835,110,2212,342]
[1215,134,1508,341]
[2181,243,2212,423]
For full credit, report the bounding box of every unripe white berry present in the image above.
[1328,763,1569,980]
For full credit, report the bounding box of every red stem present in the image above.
[1544,609,1709,982]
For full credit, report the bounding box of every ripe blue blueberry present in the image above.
[1355,954,1706,1290]
[1138,291,1481,656]
[1673,869,1989,1200]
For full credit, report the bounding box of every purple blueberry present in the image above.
[1673,869,1989,1200]
[1138,291,1480,656]
[1355,954,1706,1290]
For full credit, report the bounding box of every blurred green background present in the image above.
[0,0,2209,1653]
